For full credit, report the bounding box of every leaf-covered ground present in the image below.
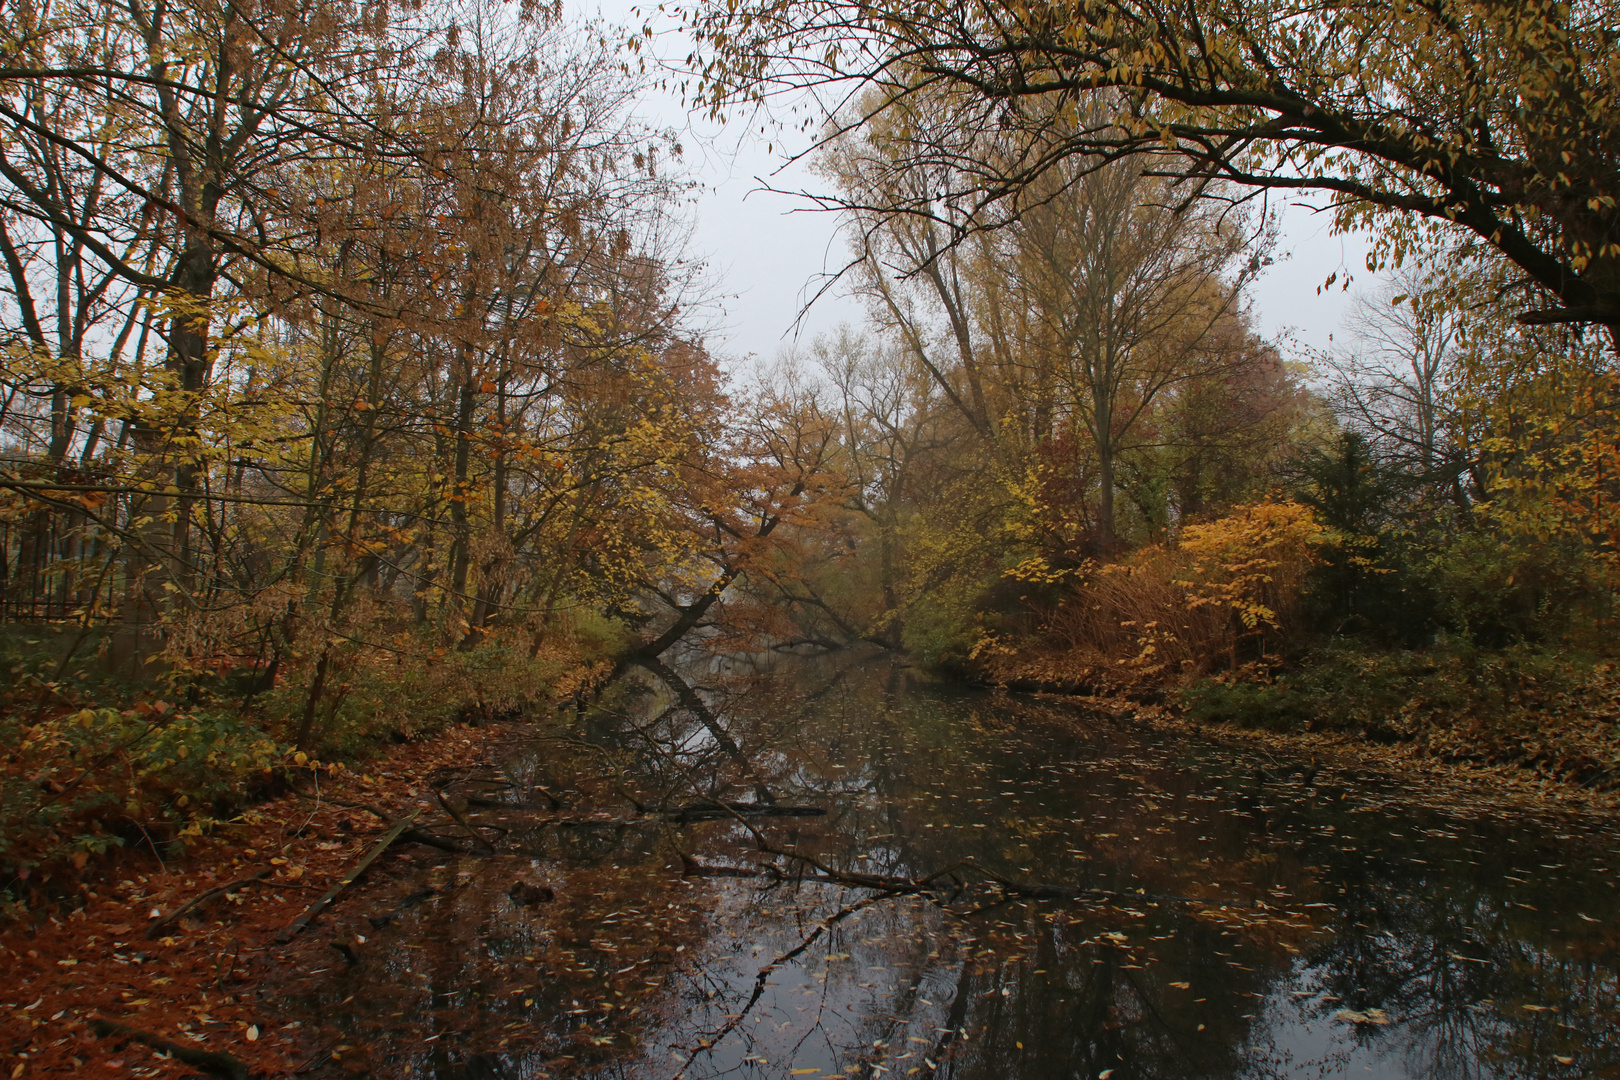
[0,721,529,1078]
[979,642,1620,806]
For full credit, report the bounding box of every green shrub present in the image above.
[1177,638,1597,741]
[1428,527,1613,648]
[1,701,289,887]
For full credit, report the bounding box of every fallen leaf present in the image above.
[1334,1008,1392,1025]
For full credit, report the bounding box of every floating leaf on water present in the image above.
[1334,1008,1392,1025]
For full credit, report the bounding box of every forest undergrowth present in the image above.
[965,481,1620,796]
[0,718,536,1078]
[0,621,613,919]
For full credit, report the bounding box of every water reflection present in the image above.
[277,650,1620,1079]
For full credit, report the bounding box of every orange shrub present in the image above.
[985,501,1332,687]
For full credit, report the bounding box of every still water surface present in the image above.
[279,650,1620,1080]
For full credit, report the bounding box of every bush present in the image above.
[1031,501,1329,675]
[1177,639,1620,784]
[1429,526,1613,648]
[1,699,291,889]
[254,618,621,755]
[1177,641,1441,734]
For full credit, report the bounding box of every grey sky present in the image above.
[605,4,1379,368]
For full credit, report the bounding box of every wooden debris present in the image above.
[89,1018,251,1080]
[276,807,421,943]
[145,868,274,939]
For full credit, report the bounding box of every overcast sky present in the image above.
[601,5,1379,371]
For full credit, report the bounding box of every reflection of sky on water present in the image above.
[275,651,1620,1080]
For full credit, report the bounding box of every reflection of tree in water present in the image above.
[274,649,1620,1079]
[645,652,1619,1080]
[1287,854,1618,1079]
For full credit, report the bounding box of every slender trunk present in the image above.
[1098,442,1116,548]
[878,504,902,647]
[295,647,332,751]
[470,370,508,636]
[166,242,217,593]
[449,348,476,609]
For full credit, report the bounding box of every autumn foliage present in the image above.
[976,502,1332,691]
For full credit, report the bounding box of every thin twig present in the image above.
[146,869,272,939]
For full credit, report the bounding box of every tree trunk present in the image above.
[1097,442,1116,548]
[448,348,477,611]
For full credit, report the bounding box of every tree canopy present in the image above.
[679,0,1620,339]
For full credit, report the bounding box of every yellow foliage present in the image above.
[980,501,1333,688]
[1174,501,1332,632]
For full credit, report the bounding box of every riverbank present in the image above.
[976,639,1620,810]
[0,719,524,1079]
[10,648,1616,1080]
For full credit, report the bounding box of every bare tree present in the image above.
[822,104,1264,546]
[1002,153,1260,543]
[1327,267,1479,509]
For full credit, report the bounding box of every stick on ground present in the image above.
[146,869,273,940]
[276,807,421,943]
[89,1018,251,1080]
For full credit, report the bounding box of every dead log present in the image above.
[89,1018,250,1080]
[276,808,421,943]
[434,788,497,854]
[400,827,477,854]
[146,869,273,939]
[665,801,826,824]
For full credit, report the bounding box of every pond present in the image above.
[275,648,1620,1080]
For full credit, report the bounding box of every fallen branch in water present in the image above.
[366,885,442,928]
[89,1018,250,1080]
[684,848,1266,911]
[665,800,826,823]
[675,891,896,1079]
[277,808,421,942]
[145,869,273,939]
[533,734,651,812]
[400,826,480,853]
[434,787,497,854]
[441,801,827,831]
[600,701,1265,913]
